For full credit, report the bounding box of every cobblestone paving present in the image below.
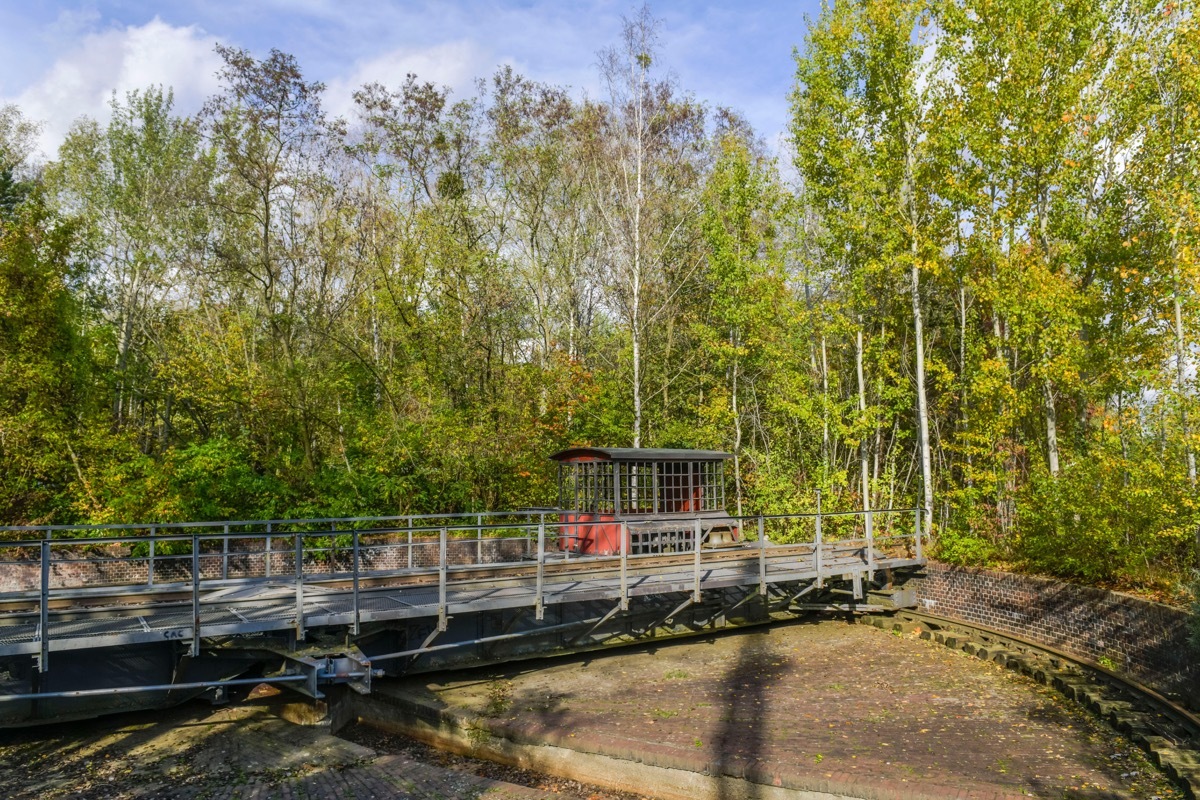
[0,698,563,799]
[386,618,1183,799]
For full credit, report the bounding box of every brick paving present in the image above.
[378,618,1182,799]
[0,697,562,800]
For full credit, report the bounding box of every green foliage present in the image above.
[0,8,1198,598]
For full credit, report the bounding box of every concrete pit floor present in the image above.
[376,617,1183,800]
[0,617,1184,799]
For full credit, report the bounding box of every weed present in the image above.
[466,723,494,748]
[664,669,690,680]
[651,708,679,719]
[484,679,514,716]
[814,753,824,763]
[1097,655,1118,671]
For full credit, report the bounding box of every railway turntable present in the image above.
[0,448,926,725]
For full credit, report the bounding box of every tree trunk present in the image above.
[905,123,933,539]
[732,329,743,517]
[1044,377,1060,477]
[856,322,871,513]
[821,335,831,482]
[1174,268,1196,485]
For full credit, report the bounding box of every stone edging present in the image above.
[333,687,1028,800]
[911,561,1199,709]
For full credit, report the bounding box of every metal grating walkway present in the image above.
[0,544,921,658]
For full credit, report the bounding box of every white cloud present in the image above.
[4,17,222,160]
[324,39,494,122]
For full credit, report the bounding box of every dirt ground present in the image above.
[0,689,587,800]
[0,618,1184,799]
[383,618,1183,799]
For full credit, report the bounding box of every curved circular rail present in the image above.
[873,609,1200,795]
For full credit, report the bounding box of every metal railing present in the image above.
[2,505,924,672]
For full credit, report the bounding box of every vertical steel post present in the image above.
[476,514,483,565]
[535,520,546,620]
[815,491,824,588]
[865,509,875,580]
[191,534,201,657]
[147,528,156,588]
[915,507,923,560]
[407,517,413,570]
[437,527,448,631]
[692,518,702,603]
[619,521,629,611]
[39,540,49,673]
[538,512,545,562]
[757,516,766,595]
[265,522,272,579]
[294,533,305,642]
[352,530,361,636]
[222,524,230,581]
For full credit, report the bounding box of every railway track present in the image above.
[873,609,1200,798]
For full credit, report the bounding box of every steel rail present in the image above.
[0,674,310,702]
[898,609,1200,741]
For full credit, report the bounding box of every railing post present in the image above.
[815,491,824,589]
[265,522,272,579]
[39,540,49,673]
[865,509,875,580]
[535,520,546,620]
[407,517,414,570]
[191,534,201,657]
[222,524,230,581]
[915,507,923,560]
[692,518,702,603]
[757,516,766,596]
[476,514,483,565]
[147,528,156,588]
[438,527,448,631]
[294,533,305,642]
[352,530,361,636]
[619,521,629,611]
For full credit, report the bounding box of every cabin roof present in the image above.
[549,447,733,462]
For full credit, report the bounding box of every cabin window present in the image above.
[616,461,655,514]
[557,456,726,516]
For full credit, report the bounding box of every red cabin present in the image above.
[550,447,738,556]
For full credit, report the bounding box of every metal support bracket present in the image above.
[660,596,695,628]
[569,601,625,646]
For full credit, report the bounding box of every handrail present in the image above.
[0,508,924,602]
[0,506,922,538]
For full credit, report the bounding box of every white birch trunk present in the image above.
[856,323,871,513]
[1044,377,1060,477]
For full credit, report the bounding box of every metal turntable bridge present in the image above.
[0,506,925,723]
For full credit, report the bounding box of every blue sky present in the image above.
[0,1,820,159]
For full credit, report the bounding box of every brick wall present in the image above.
[911,561,1199,708]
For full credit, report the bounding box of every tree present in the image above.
[50,87,209,433]
[587,4,707,447]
